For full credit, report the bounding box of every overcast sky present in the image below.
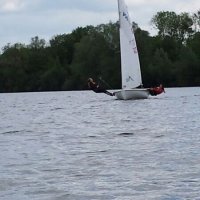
[0,0,199,49]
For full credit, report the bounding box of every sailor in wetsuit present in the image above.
[87,78,113,96]
[148,84,165,96]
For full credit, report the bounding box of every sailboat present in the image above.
[114,0,149,100]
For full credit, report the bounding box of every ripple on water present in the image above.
[118,132,134,137]
[0,89,200,199]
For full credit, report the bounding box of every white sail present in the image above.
[114,0,149,100]
[118,0,142,89]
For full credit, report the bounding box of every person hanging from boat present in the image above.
[87,78,114,96]
[148,84,165,96]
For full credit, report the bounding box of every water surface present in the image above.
[0,87,200,200]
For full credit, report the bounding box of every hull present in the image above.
[114,89,149,100]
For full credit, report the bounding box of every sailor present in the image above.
[148,84,165,96]
[87,78,113,96]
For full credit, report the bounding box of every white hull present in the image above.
[114,89,149,100]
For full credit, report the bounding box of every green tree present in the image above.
[28,36,46,49]
[1,11,200,93]
[70,23,120,90]
[187,32,200,59]
[0,43,29,92]
[147,48,174,86]
[40,64,66,91]
[135,28,154,85]
[151,11,193,42]
[192,10,200,32]
[174,47,200,86]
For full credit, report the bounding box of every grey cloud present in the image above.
[13,0,117,13]
[0,0,199,49]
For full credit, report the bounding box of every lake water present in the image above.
[0,87,200,200]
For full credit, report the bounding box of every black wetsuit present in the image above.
[148,89,157,96]
[88,82,113,96]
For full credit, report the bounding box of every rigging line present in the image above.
[98,77,113,90]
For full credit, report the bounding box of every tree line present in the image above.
[0,10,200,93]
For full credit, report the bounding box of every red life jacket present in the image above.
[149,86,165,96]
[152,86,164,95]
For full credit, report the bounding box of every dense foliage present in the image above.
[0,10,200,92]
